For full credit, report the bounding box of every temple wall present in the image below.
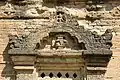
[0,0,120,80]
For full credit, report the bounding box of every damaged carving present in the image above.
[86,0,104,11]
[111,6,120,17]
[5,4,113,80]
[51,36,68,50]
[8,34,28,49]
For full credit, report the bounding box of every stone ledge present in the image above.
[87,67,107,71]
[14,66,34,70]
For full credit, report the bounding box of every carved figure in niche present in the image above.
[92,31,101,48]
[8,35,20,49]
[102,29,113,41]
[52,36,68,50]
[92,31,100,42]
[102,29,113,49]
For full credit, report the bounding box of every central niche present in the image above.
[35,32,87,80]
[36,32,86,50]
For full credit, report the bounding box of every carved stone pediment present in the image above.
[7,7,113,80]
[8,8,113,55]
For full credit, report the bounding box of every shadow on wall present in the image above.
[43,0,70,6]
[42,0,86,8]
[1,43,16,80]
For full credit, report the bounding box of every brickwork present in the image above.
[0,0,120,80]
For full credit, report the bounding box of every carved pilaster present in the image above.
[16,72,33,80]
[14,66,34,80]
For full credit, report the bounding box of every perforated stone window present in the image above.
[41,73,45,78]
[49,73,53,78]
[73,73,77,78]
[57,72,62,78]
[39,72,79,79]
[65,73,69,78]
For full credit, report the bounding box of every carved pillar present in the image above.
[8,54,36,80]
[87,67,106,80]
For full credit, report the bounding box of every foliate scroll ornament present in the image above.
[8,34,28,49]
[0,2,15,17]
[92,31,101,48]
[81,29,113,50]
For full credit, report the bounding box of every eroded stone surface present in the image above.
[0,0,120,80]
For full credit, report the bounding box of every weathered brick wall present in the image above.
[0,0,120,80]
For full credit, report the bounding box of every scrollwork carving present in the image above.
[8,34,28,49]
[7,7,113,63]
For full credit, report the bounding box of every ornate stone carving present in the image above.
[7,7,113,80]
[51,36,68,50]
[101,29,113,49]
[8,8,113,52]
[0,2,16,18]
[55,7,67,23]
[2,2,15,15]
[0,0,51,18]
[86,11,103,21]
[111,6,120,17]
[86,0,104,11]
[8,34,28,49]
[38,32,78,50]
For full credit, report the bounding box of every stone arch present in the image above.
[35,29,87,50]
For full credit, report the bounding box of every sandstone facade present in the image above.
[0,0,120,80]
